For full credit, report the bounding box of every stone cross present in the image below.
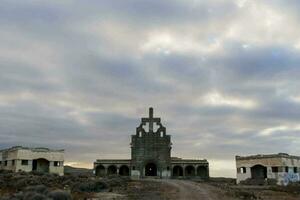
[149,107,154,132]
[143,107,160,133]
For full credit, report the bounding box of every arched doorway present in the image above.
[107,165,117,175]
[197,166,208,178]
[32,158,49,173]
[251,165,267,179]
[145,163,157,176]
[95,165,105,177]
[185,165,195,176]
[173,166,183,177]
[119,165,130,176]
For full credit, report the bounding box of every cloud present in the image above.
[200,91,257,109]
[0,0,300,177]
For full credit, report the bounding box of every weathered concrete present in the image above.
[236,153,300,185]
[131,107,171,178]
[94,107,209,179]
[171,157,209,179]
[0,146,64,175]
[94,159,131,177]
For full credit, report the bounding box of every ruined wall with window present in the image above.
[236,153,300,185]
[0,146,64,175]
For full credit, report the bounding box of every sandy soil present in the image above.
[159,179,226,200]
[119,179,236,200]
[106,179,300,200]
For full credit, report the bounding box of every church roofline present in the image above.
[95,159,131,164]
[171,158,208,164]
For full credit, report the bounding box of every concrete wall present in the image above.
[93,108,209,180]
[0,148,64,175]
[15,160,32,172]
[236,156,300,185]
[161,170,171,178]
[1,150,18,171]
[49,161,64,176]
[131,132,172,178]
[94,161,131,177]
[236,166,252,183]
[131,108,172,178]
[130,170,140,179]
[17,149,64,161]
[171,163,209,178]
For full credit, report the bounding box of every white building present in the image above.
[0,146,64,175]
[236,153,300,185]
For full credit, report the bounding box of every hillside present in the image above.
[64,165,93,176]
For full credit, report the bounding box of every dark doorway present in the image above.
[107,165,117,175]
[251,165,267,179]
[197,166,208,178]
[96,165,105,177]
[145,163,157,176]
[119,165,130,176]
[32,158,49,173]
[173,166,183,177]
[185,165,195,176]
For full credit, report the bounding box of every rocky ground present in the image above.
[121,179,300,200]
[0,170,128,200]
[205,178,300,200]
[1,170,300,200]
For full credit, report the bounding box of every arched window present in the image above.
[107,165,117,175]
[185,165,195,176]
[172,166,183,177]
[95,165,105,177]
[119,165,130,176]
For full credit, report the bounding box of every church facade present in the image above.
[94,108,209,179]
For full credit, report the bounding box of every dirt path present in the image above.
[160,179,216,200]
[97,178,300,200]
[125,179,229,200]
[119,178,237,200]
[159,179,222,200]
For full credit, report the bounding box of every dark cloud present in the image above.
[1,0,300,177]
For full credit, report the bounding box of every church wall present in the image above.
[94,107,210,179]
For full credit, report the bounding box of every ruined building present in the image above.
[236,153,300,185]
[0,146,64,175]
[94,107,209,179]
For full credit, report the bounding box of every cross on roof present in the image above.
[143,107,160,133]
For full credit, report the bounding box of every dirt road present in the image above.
[125,179,231,200]
[100,178,300,200]
[161,179,217,200]
[160,179,219,200]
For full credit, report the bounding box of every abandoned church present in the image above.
[94,107,209,179]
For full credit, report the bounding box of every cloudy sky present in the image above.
[1,0,300,177]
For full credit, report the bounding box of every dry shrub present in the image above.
[270,182,300,194]
[240,178,266,186]
[231,190,259,200]
[0,170,128,199]
[23,192,49,200]
[48,190,72,200]
[71,180,108,193]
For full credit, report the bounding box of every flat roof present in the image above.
[236,153,300,160]
[0,146,64,153]
[94,159,131,164]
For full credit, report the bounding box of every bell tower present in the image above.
[130,107,172,178]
